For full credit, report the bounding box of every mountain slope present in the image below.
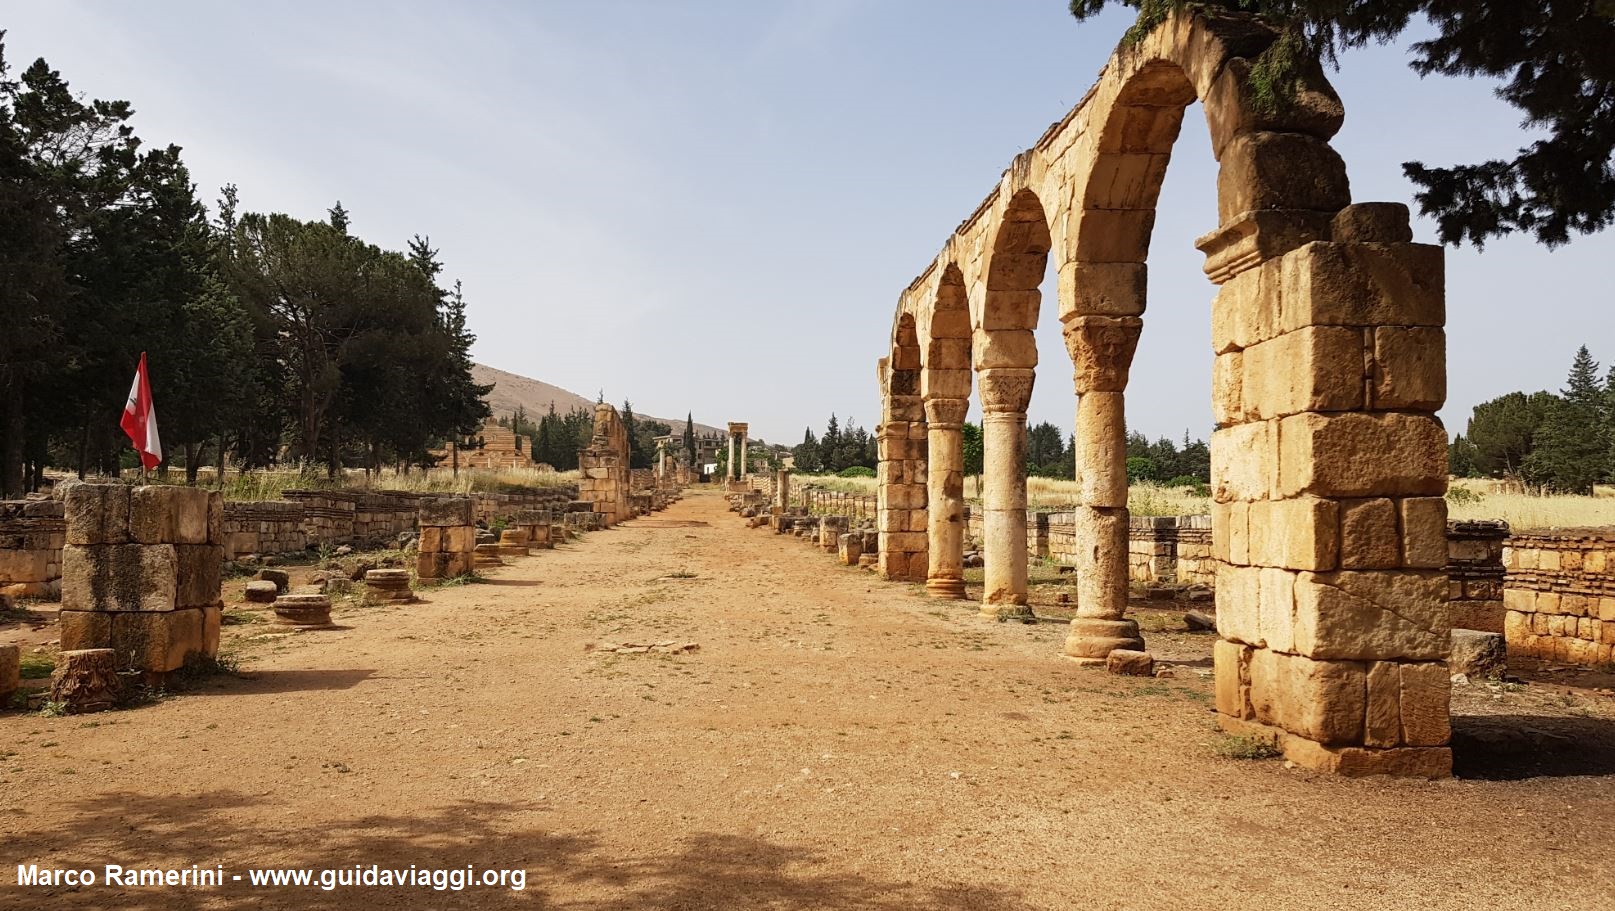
[471,363,726,438]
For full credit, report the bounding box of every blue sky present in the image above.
[6,2,1609,446]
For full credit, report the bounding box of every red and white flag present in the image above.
[120,352,162,471]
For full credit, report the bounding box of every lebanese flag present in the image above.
[120,352,163,471]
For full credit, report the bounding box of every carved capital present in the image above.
[924,398,969,427]
[978,368,1035,414]
[1063,315,1142,393]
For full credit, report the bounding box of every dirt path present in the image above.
[2,489,1613,909]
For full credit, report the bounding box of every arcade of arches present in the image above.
[876,9,1450,777]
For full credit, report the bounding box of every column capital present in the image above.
[1062,315,1142,394]
[924,397,969,426]
[977,367,1035,414]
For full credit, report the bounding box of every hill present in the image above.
[471,363,726,439]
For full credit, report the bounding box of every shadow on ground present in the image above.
[1453,713,1615,780]
[12,791,1033,910]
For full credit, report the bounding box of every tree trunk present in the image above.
[184,441,199,485]
[0,369,26,499]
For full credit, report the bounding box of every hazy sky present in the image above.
[6,2,1609,446]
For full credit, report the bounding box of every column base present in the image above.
[1216,714,1452,778]
[926,577,968,600]
[1062,617,1144,659]
[979,602,1036,623]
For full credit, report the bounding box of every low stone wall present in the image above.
[1503,528,1615,667]
[221,501,307,559]
[1177,517,1214,586]
[470,488,576,526]
[281,490,356,547]
[1448,520,1508,633]
[0,500,65,599]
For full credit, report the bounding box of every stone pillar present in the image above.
[924,398,968,600]
[727,432,737,481]
[1062,315,1145,660]
[59,483,223,682]
[977,367,1034,620]
[774,469,791,514]
[876,421,928,582]
[1204,202,1452,777]
[416,497,475,580]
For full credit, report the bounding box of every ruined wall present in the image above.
[578,404,631,526]
[416,498,476,580]
[221,501,307,559]
[1503,528,1615,668]
[281,491,356,548]
[59,484,222,678]
[1176,517,1215,586]
[1448,520,1508,633]
[0,500,65,599]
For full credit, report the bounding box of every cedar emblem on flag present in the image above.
[120,352,163,471]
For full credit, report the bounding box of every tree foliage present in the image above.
[0,34,489,492]
[1067,1,1615,248]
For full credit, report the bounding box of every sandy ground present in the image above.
[2,488,1614,910]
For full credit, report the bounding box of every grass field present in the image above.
[795,474,1615,530]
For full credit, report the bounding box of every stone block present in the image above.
[1106,649,1155,676]
[1293,570,1449,661]
[112,607,205,673]
[244,580,279,603]
[1372,327,1445,412]
[1363,661,1402,748]
[0,644,17,703]
[175,544,223,609]
[1215,564,1262,646]
[1211,351,1243,427]
[129,486,211,545]
[1281,737,1451,779]
[1057,261,1146,319]
[1277,412,1447,499]
[1216,130,1349,224]
[1450,630,1506,678]
[202,606,221,655]
[418,498,475,528]
[1241,326,1364,418]
[206,491,224,545]
[1278,653,1366,745]
[0,549,51,583]
[1210,421,1276,503]
[1257,566,1297,652]
[58,609,113,651]
[61,544,178,613]
[1278,241,1444,332]
[1210,257,1277,354]
[1399,661,1451,746]
[1330,202,1414,244]
[63,483,130,546]
[1399,497,1448,569]
[1203,56,1344,160]
[1213,639,1253,719]
[1248,497,1338,570]
[1339,498,1400,570]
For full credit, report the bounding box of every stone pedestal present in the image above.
[273,593,334,629]
[363,569,415,604]
[416,498,475,581]
[58,483,223,680]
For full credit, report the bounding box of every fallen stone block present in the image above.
[244,580,280,604]
[1107,649,1155,677]
[1450,629,1506,679]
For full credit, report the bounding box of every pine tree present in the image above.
[1524,346,1607,493]
[683,413,697,467]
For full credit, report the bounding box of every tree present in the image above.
[1525,346,1608,493]
[683,413,697,467]
[1027,421,1066,476]
[793,428,822,473]
[1467,390,1556,477]
[1448,434,1481,478]
[961,421,984,497]
[1067,1,1615,248]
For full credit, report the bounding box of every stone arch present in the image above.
[876,311,927,583]
[884,7,1450,777]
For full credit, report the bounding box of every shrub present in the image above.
[837,465,875,478]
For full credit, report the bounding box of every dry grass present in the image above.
[1447,478,1615,531]
[793,474,1212,515]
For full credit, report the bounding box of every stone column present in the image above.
[977,367,1034,620]
[726,430,738,482]
[774,468,791,514]
[924,398,968,599]
[1062,315,1145,660]
[739,432,749,481]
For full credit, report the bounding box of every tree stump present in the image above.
[49,648,120,713]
